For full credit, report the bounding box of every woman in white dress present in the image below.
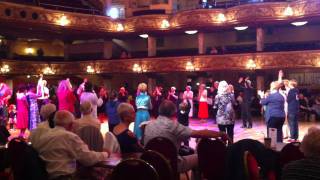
[183,86,193,117]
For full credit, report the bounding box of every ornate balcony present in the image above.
[1,50,320,75]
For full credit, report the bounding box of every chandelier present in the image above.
[56,15,70,26]
[0,64,10,73]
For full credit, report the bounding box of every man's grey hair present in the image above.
[117,103,134,121]
[54,110,74,127]
[159,100,176,117]
[40,103,56,120]
[300,127,320,157]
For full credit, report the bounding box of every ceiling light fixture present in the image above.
[139,34,148,38]
[283,6,294,16]
[25,47,35,54]
[291,21,308,26]
[234,26,248,31]
[185,30,198,35]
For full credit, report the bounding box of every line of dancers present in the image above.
[0,70,301,143]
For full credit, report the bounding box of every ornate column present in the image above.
[256,27,265,52]
[148,36,157,57]
[103,40,113,59]
[198,32,205,55]
[63,40,71,61]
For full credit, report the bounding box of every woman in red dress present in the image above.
[57,79,76,113]
[16,85,29,137]
[198,84,209,120]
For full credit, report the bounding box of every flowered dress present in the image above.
[214,93,235,125]
[27,92,41,130]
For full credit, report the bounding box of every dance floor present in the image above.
[9,118,320,148]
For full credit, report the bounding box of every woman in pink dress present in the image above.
[198,84,209,120]
[57,79,76,113]
[16,85,29,137]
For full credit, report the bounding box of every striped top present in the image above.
[282,157,320,180]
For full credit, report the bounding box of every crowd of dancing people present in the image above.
[0,70,319,142]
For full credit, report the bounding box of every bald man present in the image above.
[32,110,108,179]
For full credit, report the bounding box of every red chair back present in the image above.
[244,151,260,180]
[197,138,226,180]
[145,137,178,180]
[279,142,304,167]
[111,158,159,180]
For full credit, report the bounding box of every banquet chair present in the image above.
[145,137,180,180]
[244,151,260,180]
[279,142,304,168]
[197,138,227,180]
[103,131,121,153]
[111,158,159,180]
[141,150,174,180]
[77,126,104,152]
[7,138,48,180]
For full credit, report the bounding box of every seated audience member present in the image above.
[282,127,320,180]
[144,100,229,173]
[310,96,320,121]
[73,101,101,133]
[29,103,56,145]
[113,103,144,154]
[298,93,310,119]
[32,110,109,180]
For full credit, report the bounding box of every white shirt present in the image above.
[73,114,101,133]
[32,126,108,179]
[199,90,208,102]
[80,92,103,118]
[29,121,50,146]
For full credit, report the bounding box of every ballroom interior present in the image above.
[1,0,320,180]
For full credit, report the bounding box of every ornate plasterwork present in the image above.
[2,50,319,75]
[0,0,320,34]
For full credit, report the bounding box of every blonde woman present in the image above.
[134,83,152,140]
[198,84,208,120]
[57,79,76,113]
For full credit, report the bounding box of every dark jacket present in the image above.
[261,92,285,119]
[287,88,299,115]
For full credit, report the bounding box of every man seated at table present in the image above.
[282,127,320,180]
[144,100,229,173]
[72,101,101,133]
[32,110,109,180]
[29,103,56,145]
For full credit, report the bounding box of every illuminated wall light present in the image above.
[139,34,148,38]
[185,61,199,71]
[43,66,55,75]
[283,6,294,16]
[185,30,198,35]
[160,19,170,29]
[56,15,70,26]
[291,21,308,26]
[0,64,10,73]
[27,75,31,78]
[116,23,124,31]
[86,65,95,73]
[217,13,226,22]
[25,47,35,54]
[234,26,248,31]
[246,59,257,70]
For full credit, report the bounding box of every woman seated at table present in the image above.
[113,103,144,154]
